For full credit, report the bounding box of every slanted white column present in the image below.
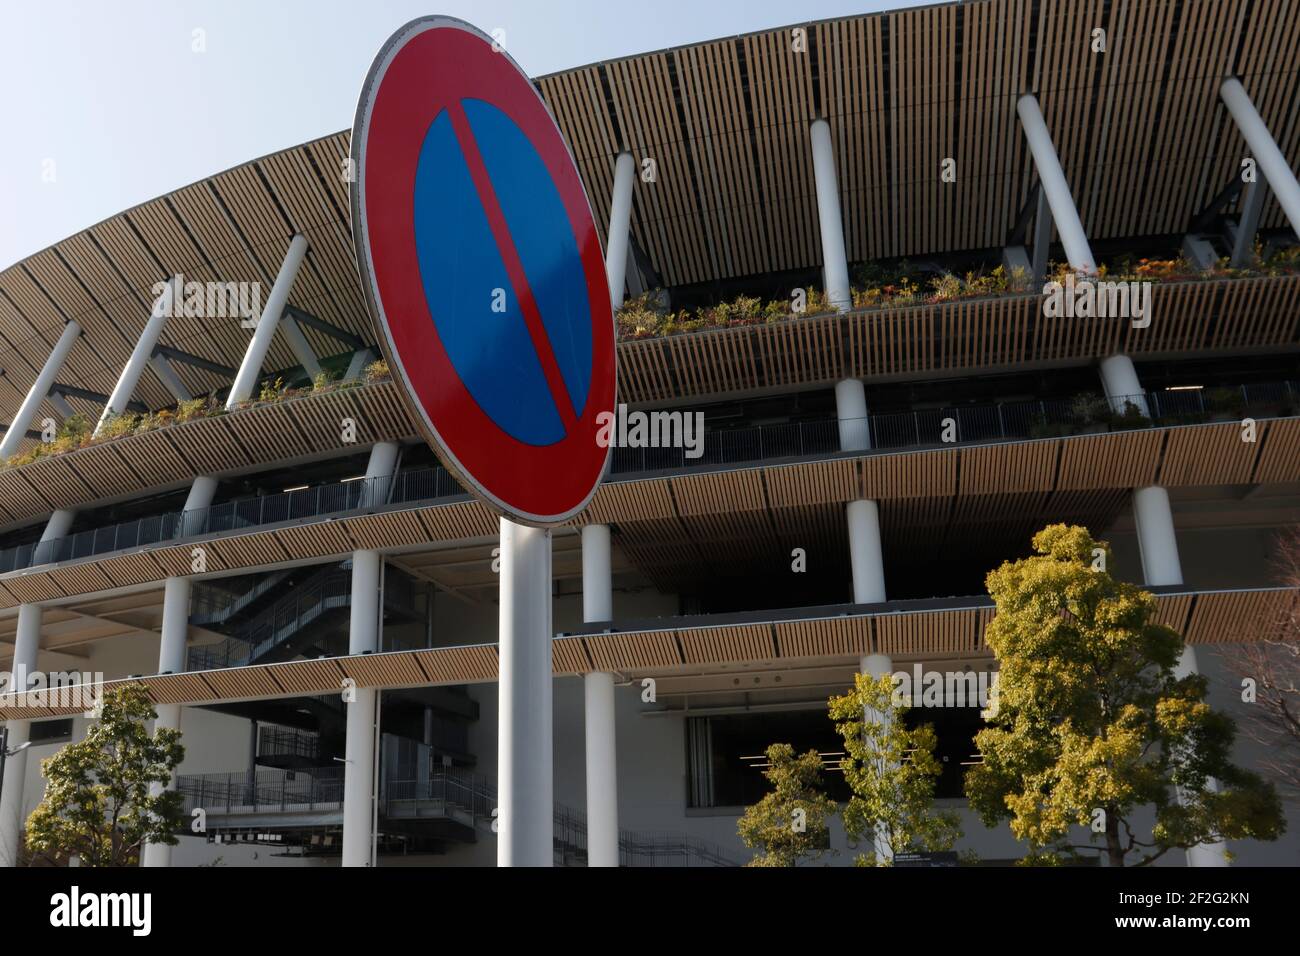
[225,235,308,409]
[1220,78,1300,239]
[280,315,322,380]
[359,441,401,508]
[46,392,76,421]
[1016,94,1097,276]
[1099,353,1151,418]
[810,120,852,311]
[604,152,636,313]
[0,321,81,461]
[141,475,218,868]
[497,518,554,867]
[95,278,177,436]
[858,652,895,863]
[835,378,870,453]
[581,524,619,867]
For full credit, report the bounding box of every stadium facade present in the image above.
[2,0,1299,867]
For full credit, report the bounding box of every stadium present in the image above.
[2,0,1299,868]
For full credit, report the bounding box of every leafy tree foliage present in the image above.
[26,683,185,867]
[966,524,1285,866]
[828,673,962,865]
[737,743,838,866]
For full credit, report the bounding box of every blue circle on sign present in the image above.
[412,98,594,446]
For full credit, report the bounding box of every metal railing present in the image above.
[2,380,1294,576]
[177,766,345,815]
[257,726,322,763]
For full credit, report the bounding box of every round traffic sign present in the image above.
[350,17,616,526]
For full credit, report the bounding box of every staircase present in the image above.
[187,563,419,671]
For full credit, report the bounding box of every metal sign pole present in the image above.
[496,517,553,866]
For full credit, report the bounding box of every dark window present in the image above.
[903,706,984,799]
[29,718,73,745]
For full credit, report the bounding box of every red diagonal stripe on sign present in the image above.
[447,99,579,433]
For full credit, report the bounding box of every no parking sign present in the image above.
[350,17,616,526]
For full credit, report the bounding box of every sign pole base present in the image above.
[497,516,553,866]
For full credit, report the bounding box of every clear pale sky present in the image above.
[0,0,931,270]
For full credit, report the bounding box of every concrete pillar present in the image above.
[95,278,177,436]
[46,392,76,421]
[360,441,401,508]
[1220,78,1300,240]
[1131,483,1228,866]
[581,524,618,867]
[604,152,636,312]
[341,545,382,867]
[859,652,894,863]
[497,518,553,866]
[226,235,308,409]
[835,378,870,453]
[1172,645,1230,867]
[1098,353,1151,418]
[142,475,218,867]
[1016,94,1097,275]
[810,120,852,311]
[847,500,887,605]
[0,321,81,461]
[0,604,42,866]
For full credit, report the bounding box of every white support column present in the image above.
[141,475,217,868]
[0,603,41,867]
[340,440,400,867]
[1230,178,1269,269]
[280,315,322,380]
[344,348,376,383]
[95,278,177,436]
[1172,645,1230,867]
[149,355,192,403]
[342,548,381,868]
[810,119,853,311]
[858,652,895,863]
[1016,94,1097,276]
[1131,483,1229,866]
[581,524,619,867]
[1220,77,1300,239]
[225,234,308,409]
[835,378,870,453]
[1098,353,1151,418]
[497,518,553,867]
[847,500,887,605]
[0,321,81,461]
[604,152,636,313]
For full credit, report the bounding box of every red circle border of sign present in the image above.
[350,17,616,527]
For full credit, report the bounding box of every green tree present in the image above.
[25,683,185,867]
[828,673,962,865]
[737,743,838,866]
[967,524,1285,866]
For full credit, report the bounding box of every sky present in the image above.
[0,0,932,271]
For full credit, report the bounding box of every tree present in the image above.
[1226,526,1300,798]
[966,524,1285,866]
[25,683,185,867]
[828,673,962,865]
[737,743,838,866]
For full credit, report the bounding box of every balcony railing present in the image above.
[1,380,1294,576]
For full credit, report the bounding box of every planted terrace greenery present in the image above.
[614,246,1300,340]
[0,359,392,472]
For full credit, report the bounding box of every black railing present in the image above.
[2,380,1295,576]
[258,726,322,763]
[177,766,345,815]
